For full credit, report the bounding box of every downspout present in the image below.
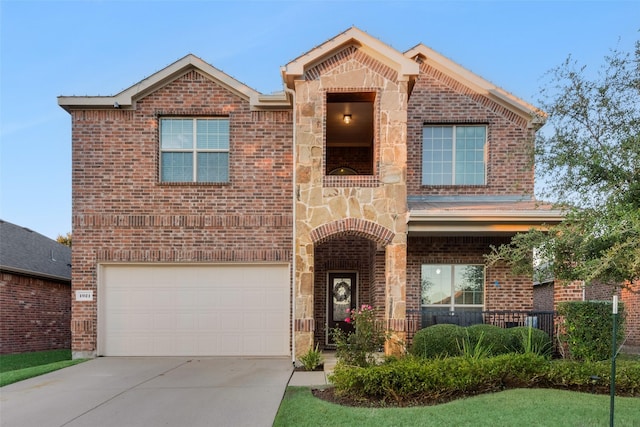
[284,85,297,365]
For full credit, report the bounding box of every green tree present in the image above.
[487,39,640,288]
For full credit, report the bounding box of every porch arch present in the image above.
[309,218,395,247]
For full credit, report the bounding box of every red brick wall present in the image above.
[406,62,535,196]
[406,236,534,315]
[621,280,639,346]
[0,272,71,354]
[70,70,293,354]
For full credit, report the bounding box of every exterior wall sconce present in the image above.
[343,114,352,124]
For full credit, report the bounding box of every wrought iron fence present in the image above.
[403,309,557,346]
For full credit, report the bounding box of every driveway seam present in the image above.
[58,359,192,427]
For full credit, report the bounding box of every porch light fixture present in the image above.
[343,114,352,124]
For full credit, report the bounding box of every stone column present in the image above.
[384,241,407,355]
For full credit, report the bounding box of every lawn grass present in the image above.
[0,349,87,387]
[274,387,640,427]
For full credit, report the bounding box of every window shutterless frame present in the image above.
[159,117,229,183]
[422,125,487,186]
[420,264,485,311]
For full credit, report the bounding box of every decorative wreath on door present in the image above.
[333,281,351,302]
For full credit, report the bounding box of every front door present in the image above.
[327,272,357,345]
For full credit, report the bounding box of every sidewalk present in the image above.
[288,352,336,386]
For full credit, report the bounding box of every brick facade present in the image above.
[0,272,71,354]
[70,71,293,355]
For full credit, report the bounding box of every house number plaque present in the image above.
[75,290,94,301]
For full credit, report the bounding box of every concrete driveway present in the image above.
[0,357,293,427]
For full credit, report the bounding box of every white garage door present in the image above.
[99,264,290,356]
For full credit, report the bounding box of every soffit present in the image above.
[408,196,565,236]
[58,54,290,112]
[404,44,546,126]
[281,26,420,89]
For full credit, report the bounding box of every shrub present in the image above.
[330,353,548,402]
[557,301,625,361]
[331,305,387,367]
[507,326,553,357]
[329,355,640,403]
[465,324,508,356]
[299,343,323,371]
[410,324,465,358]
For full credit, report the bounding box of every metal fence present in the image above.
[404,309,557,346]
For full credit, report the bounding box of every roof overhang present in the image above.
[408,196,565,236]
[281,27,420,89]
[58,54,291,112]
[0,265,71,283]
[404,44,546,128]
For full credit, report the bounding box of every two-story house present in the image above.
[59,27,564,360]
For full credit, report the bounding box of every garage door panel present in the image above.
[100,264,289,356]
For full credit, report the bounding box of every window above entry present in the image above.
[160,118,229,183]
[422,125,487,186]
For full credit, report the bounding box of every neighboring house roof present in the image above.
[58,54,289,112]
[0,219,71,282]
[408,196,565,235]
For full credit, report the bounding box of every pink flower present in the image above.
[345,308,351,314]
[345,317,351,323]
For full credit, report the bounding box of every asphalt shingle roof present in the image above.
[0,219,71,281]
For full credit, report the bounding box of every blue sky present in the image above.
[0,0,638,240]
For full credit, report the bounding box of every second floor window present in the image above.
[422,125,486,185]
[160,118,229,183]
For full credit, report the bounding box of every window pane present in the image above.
[453,265,484,306]
[197,152,229,182]
[197,119,229,149]
[161,152,193,182]
[422,126,454,185]
[454,126,486,185]
[161,119,193,149]
[421,265,452,305]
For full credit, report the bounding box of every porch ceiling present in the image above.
[408,197,565,236]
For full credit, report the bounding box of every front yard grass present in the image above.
[0,349,87,387]
[275,386,640,427]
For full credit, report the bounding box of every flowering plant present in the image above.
[331,305,388,367]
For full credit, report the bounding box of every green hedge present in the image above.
[329,355,640,402]
[557,300,625,361]
[410,324,552,358]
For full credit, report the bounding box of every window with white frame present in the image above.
[422,125,486,185]
[421,264,484,310]
[160,118,229,183]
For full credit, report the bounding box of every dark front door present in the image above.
[327,272,357,345]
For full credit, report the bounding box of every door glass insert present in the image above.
[332,277,352,322]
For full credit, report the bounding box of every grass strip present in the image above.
[274,387,640,427]
[0,349,72,372]
[1,359,87,387]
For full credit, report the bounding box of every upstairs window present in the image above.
[422,125,486,185]
[160,118,229,183]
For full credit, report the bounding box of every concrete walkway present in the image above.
[0,357,292,427]
[288,351,336,387]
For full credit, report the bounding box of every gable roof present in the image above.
[58,54,289,112]
[0,219,71,282]
[281,26,420,88]
[404,44,545,126]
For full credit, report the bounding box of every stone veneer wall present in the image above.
[293,46,410,356]
[70,70,293,356]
